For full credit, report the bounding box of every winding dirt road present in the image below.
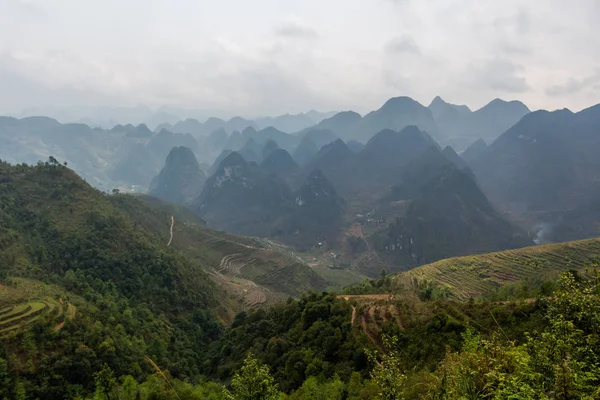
[167,216,174,246]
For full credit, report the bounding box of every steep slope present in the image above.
[204,127,229,152]
[386,146,458,201]
[461,138,487,165]
[353,126,441,194]
[286,169,346,249]
[372,164,532,269]
[260,148,299,179]
[472,106,600,215]
[358,97,441,142]
[547,199,600,243]
[292,136,319,166]
[347,140,365,153]
[297,138,358,194]
[146,129,200,162]
[470,99,530,139]
[428,96,471,119]
[239,138,262,163]
[148,146,206,205]
[395,237,600,300]
[247,127,300,153]
[429,97,529,150]
[299,128,339,149]
[310,111,362,141]
[361,125,440,170]
[261,139,280,160]
[193,152,294,236]
[0,160,228,385]
[441,146,470,172]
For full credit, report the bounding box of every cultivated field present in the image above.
[395,237,600,300]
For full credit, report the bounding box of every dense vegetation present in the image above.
[1,160,600,399]
[0,160,225,397]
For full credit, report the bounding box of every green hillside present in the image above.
[394,237,600,300]
[0,159,326,397]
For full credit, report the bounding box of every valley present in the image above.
[2,18,600,396]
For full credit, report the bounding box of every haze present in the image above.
[1,0,599,117]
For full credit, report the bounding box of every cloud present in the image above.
[273,18,319,40]
[546,70,600,96]
[384,35,421,55]
[468,58,530,93]
[494,9,530,35]
[0,0,599,116]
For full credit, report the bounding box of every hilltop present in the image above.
[393,237,600,300]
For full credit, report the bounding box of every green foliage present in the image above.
[427,271,600,399]
[366,335,406,400]
[223,353,282,400]
[0,161,223,397]
[288,375,345,400]
[206,292,371,392]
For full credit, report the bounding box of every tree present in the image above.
[94,364,117,400]
[0,358,11,398]
[366,335,406,400]
[112,188,120,195]
[48,156,59,165]
[224,352,281,400]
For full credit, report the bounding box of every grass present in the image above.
[0,299,60,336]
[116,194,329,298]
[394,237,600,300]
[0,278,84,337]
[312,265,367,291]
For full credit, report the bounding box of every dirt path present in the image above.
[351,223,383,264]
[54,302,77,331]
[351,306,356,326]
[167,216,174,246]
[360,307,379,345]
[339,294,394,301]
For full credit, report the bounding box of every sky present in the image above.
[1,0,599,118]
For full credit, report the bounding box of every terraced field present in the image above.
[394,237,600,300]
[217,248,326,296]
[0,297,70,338]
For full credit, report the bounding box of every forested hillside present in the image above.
[0,159,323,398]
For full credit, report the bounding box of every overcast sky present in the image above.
[1,0,599,117]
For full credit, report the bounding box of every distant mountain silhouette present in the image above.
[146,129,200,162]
[286,169,346,248]
[429,96,530,150]
[192,151,293,236]
[346,140,365,153]
[158,116,256,137]
[209,149,233,175]
[239,138,262,163]
[472,106,600,215]
[309,111,362,141]
[299,128,339,149]
[261,139,280,160]
[441,146,470,172]
[204,128,229,151]
[260,148,299,179]
[292,136,319,166]
[461,138,487,165]
[255,113,315,133]
[148,146,206,205]
[358,97,441,142]
[108,143,160,189]
[193,152,343,248]
[428,96,471,119]
[297,139,358,194]
[372,160,532,268]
